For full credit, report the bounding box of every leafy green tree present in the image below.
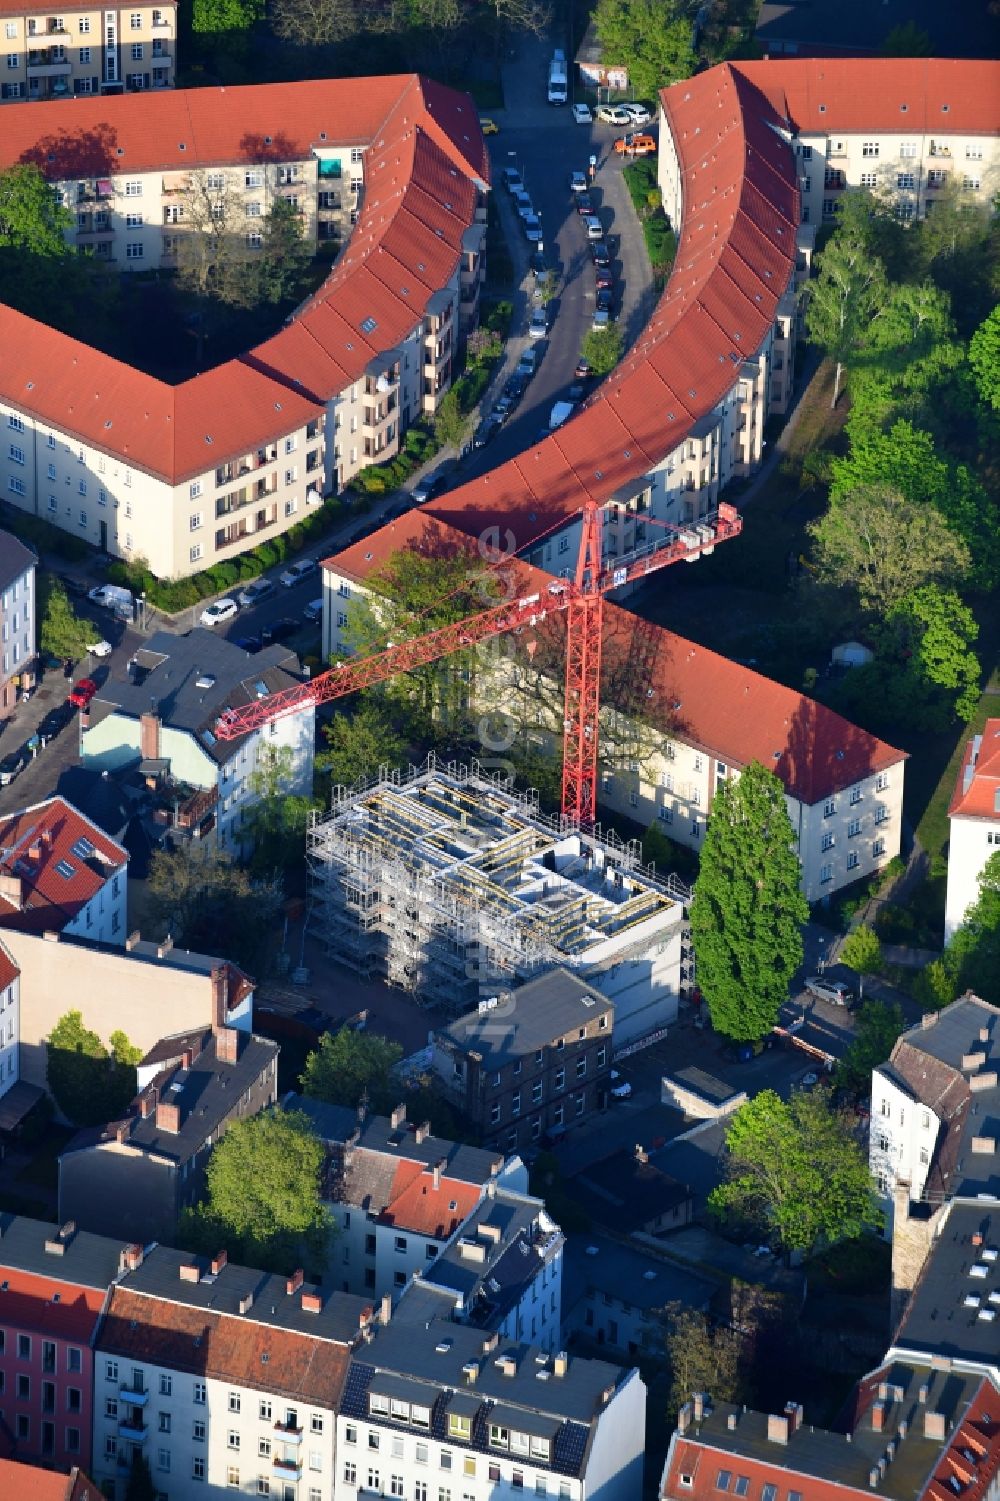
[244,743,319,874]
[192,0,262,30]
[690,762,808,1042]
[839,923,882,977]
[258,198,312,306]
[146,844,283,975]
[662,1305,741,1414]
[0,163,73,254]
[300,1029,403,1113]
[834,1000,903,1098]
[969,306,1000,413]
[943,850,1000,1006]
[888,585,980,728]
[581,324,625,377]
[593,0,694,98]
[318,703,407,787]
[880,20,931,54]
[805,221,888,407]
[708,1088,880,1254]
[38,575,94,661]
[433,388,468,449]
[181,1110,331,1276]
[808,483,969,617]
[46,1011,140,1126]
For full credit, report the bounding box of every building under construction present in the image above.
[306,759,689,1045]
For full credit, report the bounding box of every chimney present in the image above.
[481,1332,500,1355]
[390,1103,407,1130]
[215,1026,239,1065]
[433,1161,442,1191]
[463,1361,479,1384]
[380,1293,392,1326]
[970,1071,998,1093]
[692,1393,705,1422]
[139,711,161,761]
[139,1088,158,1119]
[414,1121,431,1144]
[727,1413,737,1432]
[869,1470,880,1490]
[0,874,23,909]
[114,1120,131,1144]
[286,1269,304,1296]
[125,930,141,951]
[179,1262,201,1283]
[156,1101,180,1134]
[918,1384,929,1404]
[980,1027,991,1043]
[972,1232,984,1247]
[971,1135,997,1154]
[239,1292,254,1315]
[871,1403,885,1433]
[211,1250,227,1275]
[677,1402,692,1434]
[210,965,228,1034]
[157,935,174,959]
[27,839,42,862]
[301,1292,322,1314]
[634,1143,648,1165]
[923,1411,946,1441]
[120,1243,144,1274]
[553,1351,568,1377]
[767,1413,789,1445]
[921,1012,938,1029]
[962,1051,987,1071]
[784,1402,803,1435]
[181,1049,193,1071]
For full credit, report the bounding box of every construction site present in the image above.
[306,758,690,1044]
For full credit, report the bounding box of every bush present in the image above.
[483,299,513,337]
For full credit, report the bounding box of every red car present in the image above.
[68,677,98,709]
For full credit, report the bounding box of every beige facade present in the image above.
[0,0,176,103]
[795,127,999,228]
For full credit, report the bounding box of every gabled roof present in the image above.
[0,1460,98,1501]
[949,719,1000,822]
[0,796,127,935]
[0,530,36,593]
[379,1161,481,1240]
[0,75,485,483]
[0,1264,108,1344]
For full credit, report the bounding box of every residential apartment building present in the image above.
[91,1241,372,1501]
[0,795,128,943]
[58,1025,278,1242]
[81,628,314,855]
[945,719,1000,941]
[0,0,176,103]
[870,993,999,1231]
[0,936,21,1112]
[0,1214,128,1475]
[431,971,615,1154]
[562,1235,712,1360]
[0,76,487,576]
[0,528,37,714]
[292,1098,523,1304]
[321,513,906,905]
[338,1307,647,1501]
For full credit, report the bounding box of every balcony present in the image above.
[151,43,171,59]
[27,49,71,74]
[119,1385,148,1406]
[274,1455,303,1474]
[118,1419,147,1442]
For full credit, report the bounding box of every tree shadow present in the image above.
[19,122,120,179]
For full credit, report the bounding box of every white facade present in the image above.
[0,545,35,711]
[62,861,128,945]
[0,953,20,1101]
[945,722,1000,942]
[870,1065,939,1211]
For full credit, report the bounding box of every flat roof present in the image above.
[0,1213,125,1292]
[892,1200,1000,1375]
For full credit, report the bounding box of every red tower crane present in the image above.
[216,500,742,827]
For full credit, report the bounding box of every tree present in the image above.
[880,20,931,54]
[124,1452,157,1501]
[0,163,73,255]
[271,0,356,44]
[580,324,625,376]
[192,0,262,30]
[318,703,407,787]
[258,197,312,306]
[662,1305,741,1414]
[146,844,283,975]
[46,1011,140,1126]
[300,1028,403,1113]
[243,744,318,874]
[690,762,809,1042]
[805,219,889,406]
[942,850,1000,1006]
[888,585,980,727]
[708,1088,880,1254]
[838,923,882,977]
[808,483,969,617]
[834,1000,903,1098]
[969,306,1000,413]
[181,1110,331,1276]
[38,575,94,661]
[593,0,694,99]
[434,388,469,449]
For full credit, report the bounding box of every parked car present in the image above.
[596,288,613,313]
[513,190,533,219]
[492,395,515,424]
[479,116,499,135]
[412,470,449,505]
[575,358,593,379]
[592,307,610,331]
[530,251,548,279]
[517,346,539,377]
[610,1070,632,1099]
[237,578,275,608]
[502,166,523,193]
[235,635,262,654]
[594,267,614,291]
[279,559,317,588]
[524,214,543,243]
[572,102,593,124]
[615,133,656,157]
[262,617,299,644]
[804,976,855,1007]
[582,215,603,241]
[528,308,548,339]
[200,598,239,627]
[88,584,133,613]
[304,598,324,623]
[575,193,593,216]
[473,415,501,449]
[595,103,630,126]
[87,639,113,658]
[504,373,527,403]
[622,102,654,125]
[0,745,29,785]
[67,677,98,709]
[591,240,611,267]
[39,703,75,740]
[570,170,588,193]
[532,267,553,298]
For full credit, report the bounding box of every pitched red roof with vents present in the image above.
[949,718,1000,821]
[0,1459,97,1501]
[0,1266,107,1344]
[0,75,485,484]
[0,796,127,935]
[379,1161,481,1239]
[0,936,20,994]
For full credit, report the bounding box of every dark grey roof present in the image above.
[139,1029,212,1069]
[666,1065,743,1107]
[114,1242,371,1343]
[56,766,133,842]
[437,969,613,1069]
[292,1097,358,1143]
[291,1096,504,1189]
[755,0,1000,58]
[0,1212,126,1289]
[562,1234,714,1318]
[423,1190,562,1327]
[899,996,998,1073]
[91,628,301,765]
[63,1031,277,1169]
[892,1199,1000,1374]
[0,531,37,592]
[568,1148,691,1233]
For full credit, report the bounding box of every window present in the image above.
[848,818,861,838]
[873,837,886,858]
[4,21,15,36]
[66,1427,80,1454]
[194,1419,206,1441]
[18,1335,30,1360]
[897,173,915,190]
[227,1468,240,1488]
[245,169,263,188]
[125,211,143,227]
[448,1414,472,1441]
[228,1431,241,1450]
[344,1464,357,1486]
[860,172,878,188]
[345,1425,357,1445]
[131,40,143,56]
[157,1449,170,1472]
[862,142,879,157]
[194,1380,206,1404]
[761,1489,777,1501]
[928,169,948,188]
[850,785,862,804]
[8,445,24,466]
[575,1056,586,1078]
[246,231,262,249]
[847,851,859,871]
[733,1481,749,1499]
[966,143,984,160]
[126,242,144,260]
[67,1348,82,1374]
[963,175,981,191]
[158,1412,171,1433]
[125,180,143,196]
[821,832,834,851]
[820,863,833,885]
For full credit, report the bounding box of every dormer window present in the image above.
[369,1394,390,1418]
[448,1413,472,1441]
[489,1424,509,1449]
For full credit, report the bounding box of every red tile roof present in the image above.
[0,936,19,994]
[425,62,798,545]
[948,718,1000,821]
[0,796,127,935]
[0,1460,98,1501]
[379,1161,481,1239]
[322,513,903,806]
[0,1266,107,1343]
[922,1378,1000,1501]
[0,76,485,483]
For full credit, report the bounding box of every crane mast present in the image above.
[216,501,742,827]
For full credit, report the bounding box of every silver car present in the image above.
[804,976,854,1007]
